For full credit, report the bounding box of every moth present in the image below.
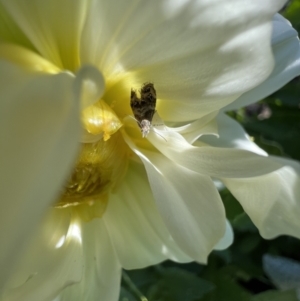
[130,82,157,138]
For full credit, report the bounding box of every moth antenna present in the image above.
[127,115,142,127]
[126,114,167,141]
[152,128,167,142]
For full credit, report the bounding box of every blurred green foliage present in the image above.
[119,2,300,300]
[285,0,300,33]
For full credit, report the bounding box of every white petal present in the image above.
[0,0,90,70]
[83,0,285,121]
[147,129,281,178]
[3,209,83,301]
[0,63,80,288]
[214,220,234,251]
[167,111,219,144]
[224,13,300,111]
[59,219,121,301]
[74,65,105,110]
[200,113,267,156]
[223,158,300,239]
[123,134,226,263]
[103,161,192,269]
[141,151,226,263]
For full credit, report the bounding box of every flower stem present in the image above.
[122,270,148,301]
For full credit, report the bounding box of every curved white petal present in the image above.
[103,161,191,269]
[167,111,219,144]
[200,113,267,156]
[74,65,106,110]
[3,209,83,301]
[224,13,300,111]
[140,151,226,263]
[223,158,300,239]
[0,62,80,288]
[147,129,281,178]
[214,220,234,251]
[0,0,90,70]
[59,219,121,301]
[123,134,226,263]
[82,0,285,121]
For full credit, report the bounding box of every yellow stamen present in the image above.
[82,99,123,141]
[57,100,129,219]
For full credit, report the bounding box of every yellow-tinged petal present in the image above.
[0,1,35,50]
[0,62,81,288]
[104,161,191,269]
[81,0,286,122]
[59,219,121,301]
[3,209,83,301]
[0,43,60,73]
[0,0,90,70]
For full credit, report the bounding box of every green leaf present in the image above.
[241,98,300,160]
[201,267,251,301]
[119,288,140,301]
[251,289,298,301]
[232,213,257,233]
[126,268,157,291]
[121,271,149,301]
[249,134,283,157]
[284,0,300,32]
[220,189,244,220]
[272,83,300,109]
[147,267,214,301]
[244,118,300,160]
[236,235,261,254]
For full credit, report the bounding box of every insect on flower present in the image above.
[130,82,157,138]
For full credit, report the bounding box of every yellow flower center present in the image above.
[57,97,131,217]
[0,42,143,219]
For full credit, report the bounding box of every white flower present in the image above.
[0,1,299,301]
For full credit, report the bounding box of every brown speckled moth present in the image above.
[130,83,157,138]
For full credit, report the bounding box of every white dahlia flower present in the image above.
[0,1,299,300]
